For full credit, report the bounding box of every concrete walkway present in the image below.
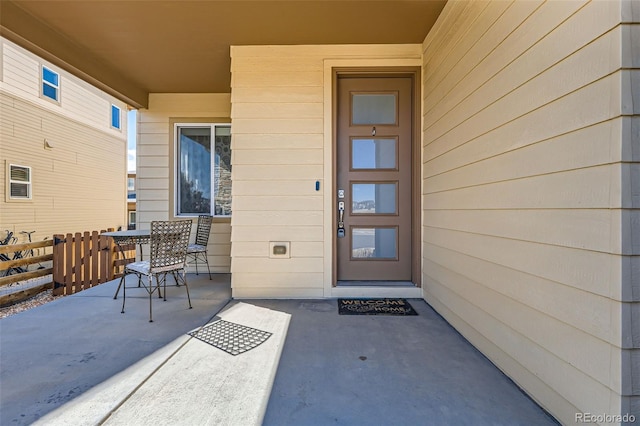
[0,273,232,425]
[0,275,559,425]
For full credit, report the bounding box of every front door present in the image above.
[336,75,413,282]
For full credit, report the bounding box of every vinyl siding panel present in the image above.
[0,92,126,239]
[0,38,127,240]
[2,44,39,98]
[421,1,637,423]
[1,38,127,137]
[137,93,232,273]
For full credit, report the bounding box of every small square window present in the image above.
[111,105,121,129]
[42,66,59,102]
[8,164,32,200]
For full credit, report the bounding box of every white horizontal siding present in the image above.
[422,0,635,423]
[0,37,126,137]
[63,77,110,129]
[137,93,232,273]
[2,43,39,98]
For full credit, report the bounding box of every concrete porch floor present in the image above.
[0,274,558,425]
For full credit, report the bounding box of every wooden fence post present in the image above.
[64,233,73,295]
[104,228,115,281]
[52,234,65,296]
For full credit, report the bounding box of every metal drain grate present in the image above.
[189,320,272,356]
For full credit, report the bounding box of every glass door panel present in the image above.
[351,227,397,259]
[351,183,397,214]
[351,138,397,170]
[351,93,397,125]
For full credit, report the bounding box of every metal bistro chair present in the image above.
[119,220,192,322]
[186,214,212,279]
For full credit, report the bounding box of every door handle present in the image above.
[337,201,345,238]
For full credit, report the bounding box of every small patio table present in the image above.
[102,229,150,260]
[102,229,151,299]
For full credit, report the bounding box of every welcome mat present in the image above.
[338,298,418,316]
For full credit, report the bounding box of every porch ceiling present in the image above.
[0,0,447,108]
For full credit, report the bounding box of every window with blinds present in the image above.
[9,164,31,199]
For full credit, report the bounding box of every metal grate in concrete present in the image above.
[189,320,272,356]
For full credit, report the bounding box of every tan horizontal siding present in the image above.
[424,119,624,189]
[232,211,323,227]
[231,242,322,258]
[424,225,621,300]
[232,180,320,196]
[137,93,232,273]
[620,0,640,414]
[233,149,322,165]
[425,208,623,254]
[231,226,323,243]
[232,133,324,150]
[424,166,621,209]
[425,6,620,135]
[231,102,323,119]
[425,72,622,162]
[1,92,126,240]
[424,242,616,344]
[424,258,615,408]
[231,86,324,104]
[230,43,422,297]
[231,71,323,88]
[422,0,634,423]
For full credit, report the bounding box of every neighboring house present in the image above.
[127,172,136,230]
[1,1,638,425]
[0,38,129,242]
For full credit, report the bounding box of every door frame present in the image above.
[326,65,422,295]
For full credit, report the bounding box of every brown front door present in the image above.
[336,75,413,282]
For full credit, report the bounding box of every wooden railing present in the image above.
[0,228,137,305]
[52,229,136,296]
[0,239,54,307]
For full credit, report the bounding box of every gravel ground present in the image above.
[0,289,61,319]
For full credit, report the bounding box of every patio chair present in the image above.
[119,219,192,322]
[186,214,212,280]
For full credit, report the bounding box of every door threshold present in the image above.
[337,281,415,287]
[330,284,421,299]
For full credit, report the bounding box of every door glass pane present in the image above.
[352,228,397,259]
[352,138,396,169]
[352,94,396,125]
[352,183,396,214]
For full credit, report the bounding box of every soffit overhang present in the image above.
[0,0,446,108]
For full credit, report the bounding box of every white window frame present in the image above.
[41,65,60,103]
[128,211,137,228]
[174,123,231,218]
[7,163,32,201]
[111,104,121,130]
